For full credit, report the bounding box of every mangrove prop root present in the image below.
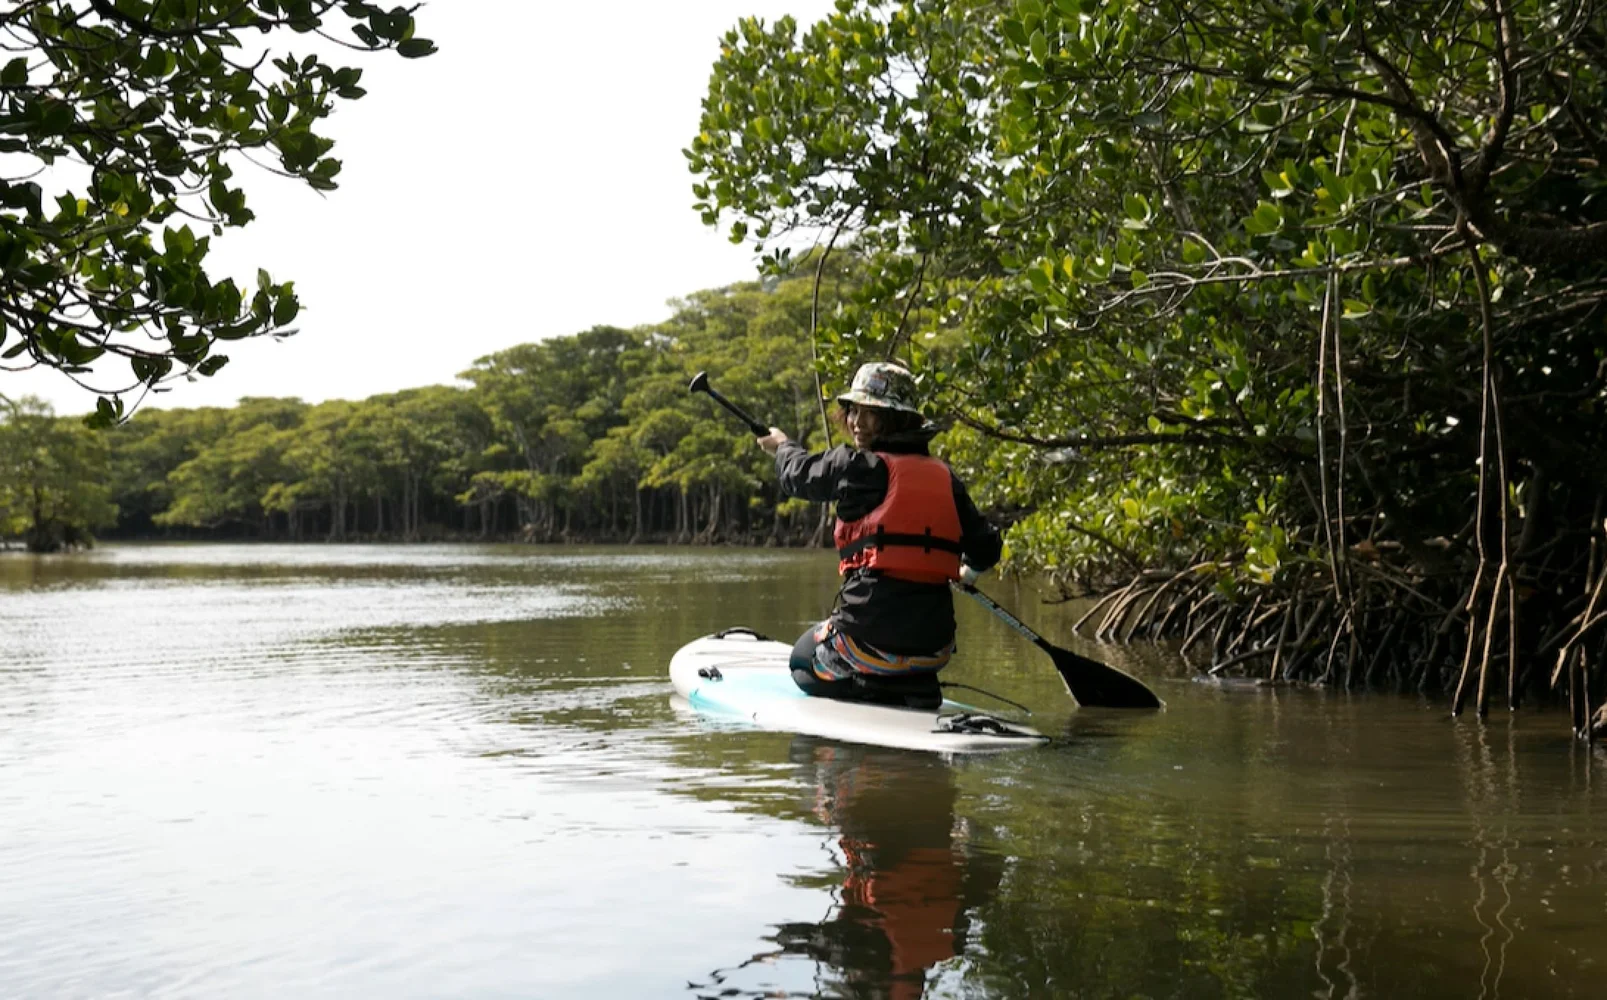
[1211,643,1277,675]
[1476,564,1512,719]
[1153,574,1214,638]
[1182,604,1231,657]
[1074,587,1128,634]
[1066,517,1604,726]
[1553,530,1607,687]
[1228,592,1269,656]
[1124,565,1200,641]
[1268,597,1298,679]
[1098,578,1153,642]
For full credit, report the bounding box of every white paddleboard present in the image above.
[669,628,1048,754]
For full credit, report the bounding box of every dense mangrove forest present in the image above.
[2,272,838,551]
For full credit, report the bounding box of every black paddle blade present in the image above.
[956,582,1163,709]
[1048,645,1164,710]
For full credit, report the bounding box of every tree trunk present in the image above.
[698,484,721,543]
[808,504,831,548]
[409,471,421,541]
[329,485,348,542]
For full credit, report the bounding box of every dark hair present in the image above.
[833,402,924,442]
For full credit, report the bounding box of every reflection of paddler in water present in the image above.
[766,739,1003,1000]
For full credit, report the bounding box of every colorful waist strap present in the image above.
[821,627,953,675]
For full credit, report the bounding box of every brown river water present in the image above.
[1,544,1603,998]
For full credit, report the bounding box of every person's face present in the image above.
[845,404,885,449]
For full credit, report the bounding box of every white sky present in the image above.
[10,1,835,416]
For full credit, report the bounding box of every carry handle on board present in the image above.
[687,371,1164,710]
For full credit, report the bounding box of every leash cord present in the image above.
[938,682,1032,716]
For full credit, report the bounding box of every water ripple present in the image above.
[3,544,1606,999]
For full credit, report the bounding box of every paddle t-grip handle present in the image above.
[688,371,770,437]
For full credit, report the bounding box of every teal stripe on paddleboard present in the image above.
[687,672,807,715]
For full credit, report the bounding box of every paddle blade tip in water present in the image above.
[1051,648,1164,709]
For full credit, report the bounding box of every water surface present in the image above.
[2,544,1602,998]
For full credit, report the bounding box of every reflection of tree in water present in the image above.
[1453,720,1518,1000]
[692,738,1003,1000]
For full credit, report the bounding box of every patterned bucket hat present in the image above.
[835,362,922,414]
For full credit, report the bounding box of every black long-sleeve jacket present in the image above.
[774,433,1002,655]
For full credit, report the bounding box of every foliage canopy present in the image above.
[0,274,838,552]
[0,1,434,423]
[0,394,116,550]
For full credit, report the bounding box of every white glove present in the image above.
[959,564,983,586]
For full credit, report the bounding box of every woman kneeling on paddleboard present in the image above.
[757,362,1002,710]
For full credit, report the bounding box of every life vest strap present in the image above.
[837,524,965,561]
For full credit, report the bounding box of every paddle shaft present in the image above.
[689,374,769,436]
[956,582,1053,652]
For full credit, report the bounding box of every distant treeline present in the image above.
[3,273,845,551]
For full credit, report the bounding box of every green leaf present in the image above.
[1262,169,1293,198]
[272,294,299,326]
[164,281,195,307]
[1245,201,1283,234]
[397,38,437,58]
[1029,31,1048,64]
[132,355,174,384]
[166,225,196,257]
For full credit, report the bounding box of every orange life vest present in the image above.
[835,453,963,584]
